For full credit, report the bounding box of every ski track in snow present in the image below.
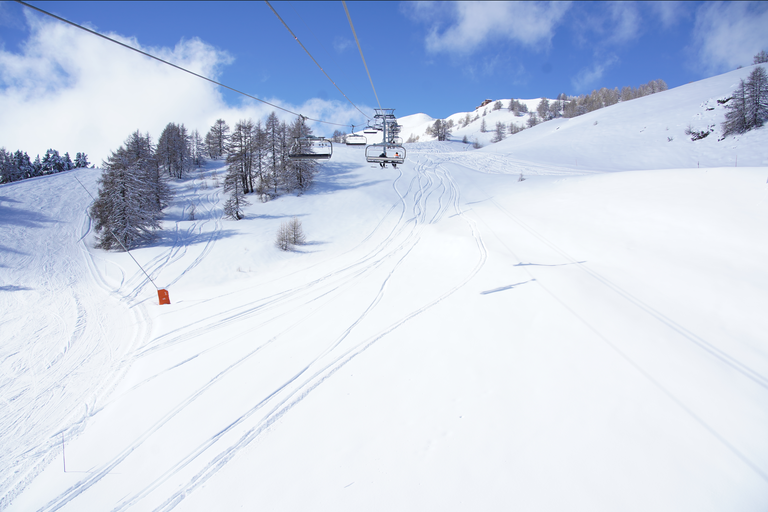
[0,172,150,510]
[429,150,768,485]
[4,139,767,510]
[27,151,491,512]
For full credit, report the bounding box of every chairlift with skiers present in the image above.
[365,144,405,168]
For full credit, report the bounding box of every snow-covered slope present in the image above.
[2,66,768,511]
[398,65,767,170]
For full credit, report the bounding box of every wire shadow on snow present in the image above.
[307,162,388,195]
[480,279,535,295]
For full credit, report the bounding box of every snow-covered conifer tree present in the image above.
[223,168,249,220]
[227,119,256,194]
[41,149,63,174]
[91,133,167,250]
[286,116,317,192]
[190,129,206,168]
[537,98,551,120]
[722,79,749,136]
[14,151,33,180]
[205,119,230,159]
[745,66,768,130]
[74,152,90,168]
[157,122,191,179]
[125,131,170,215]
[492,121,506,143]
[0,149,12,183]
[288,216,305,245]
[264,112,284,196]
[426,119,452,141]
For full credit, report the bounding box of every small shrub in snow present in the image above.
[275,217,305,251]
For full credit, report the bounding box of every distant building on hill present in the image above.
[476,99,493,110]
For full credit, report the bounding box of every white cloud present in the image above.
[0,14,366,164]
[605,2,641,45]
[648,1,686,29]
[410,1,571,55]
[571,54,620,92]
[333,36,352,53]
[574,2,642,49]
[691,1,768,74]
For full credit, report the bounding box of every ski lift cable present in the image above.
[15,0,352,129]
[342,1,382,111]
[282,0,373,122]
[265,1,370,121]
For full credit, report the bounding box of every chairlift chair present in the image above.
[365,143,406,167]
[346,134,367,146]
[288,136,332,160]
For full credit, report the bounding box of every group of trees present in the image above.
[90,120,202,250]
[426,119,454,141]
[275,216,306,251]
[221,113,320,220]
[722,65,768,136]
[90,131,170,250]
[90,112,322,250]
[0,148,89,184]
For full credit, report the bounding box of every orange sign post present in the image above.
[157,289,171,305]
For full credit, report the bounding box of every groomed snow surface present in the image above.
[2,66,768,511]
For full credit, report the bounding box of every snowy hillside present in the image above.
[397,65,767,170]
[1,66,768,511]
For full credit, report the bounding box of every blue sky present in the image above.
[1,1,767,160]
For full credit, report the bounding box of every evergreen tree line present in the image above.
[0,148,90,184]
[721,66,768,136]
